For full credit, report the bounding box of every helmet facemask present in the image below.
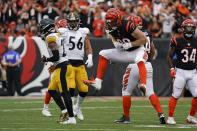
[183,26,196,38]
[105,19,118,33]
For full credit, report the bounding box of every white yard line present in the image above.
[0,128,118,131]
[0,104,190,112]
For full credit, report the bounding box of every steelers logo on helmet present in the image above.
[105,8,123,33]
[66,12,80,31]
[38,18,55,39]
[181,19,196,39]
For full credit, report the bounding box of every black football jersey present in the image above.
[109,19,140,51]
[170,36,197,70]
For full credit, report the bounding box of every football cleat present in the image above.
[83,78,102,90]
[57,112,68,123]
[60,117,76,124]
[42,108,52,117]
[138,84,146,96]
[186,115,197,124]
[167,117,176,125]
[74,105,84,120]
[159,113,166,124]
[114,115,131,124]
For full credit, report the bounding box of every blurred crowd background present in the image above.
[0,0,197,38]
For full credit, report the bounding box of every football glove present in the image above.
[41,55,48,63]
[85,54,93,68]
[170,68,176,78]
[48,65,56,73]
[122,42,133,50]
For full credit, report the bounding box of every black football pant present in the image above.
[6,66,22,96]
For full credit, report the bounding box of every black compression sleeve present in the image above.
[47,50,59,62]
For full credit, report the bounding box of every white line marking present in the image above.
[0,104,190,112]
[0,128,118,131]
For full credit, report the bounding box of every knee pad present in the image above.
[79,92,87,97]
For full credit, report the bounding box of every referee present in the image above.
[1,45,22,96]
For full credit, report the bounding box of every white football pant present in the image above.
[122,62,154,97]
[172,68,197,98]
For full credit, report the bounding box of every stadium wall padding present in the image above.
[0,37,173,96]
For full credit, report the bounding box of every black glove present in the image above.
[41,55,48,63]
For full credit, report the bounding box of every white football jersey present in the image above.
[59,27,89,60]
[45,33,69,65]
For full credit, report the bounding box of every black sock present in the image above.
[48,90,66,111]
[61,92,74,117]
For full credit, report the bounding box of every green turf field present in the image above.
[0,97,196,131]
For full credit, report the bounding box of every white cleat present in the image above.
[74,105,84,121]
[60,117,76,124]
[84,78,102,90]
[42,108,52,117]
[186,115,197,124]
[167,117,176,125]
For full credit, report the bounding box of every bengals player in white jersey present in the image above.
[38,18,76,124]
[166,19,197,125]
[84,8,147,96]
[114,15,166,124]
[58,12,93,121]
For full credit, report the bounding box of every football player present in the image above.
[42,19,68,117]
[38,18,76,124]
[114,15,166,124]
[84,8,148,96]
[166,19,197,124]
[58,12,93,121]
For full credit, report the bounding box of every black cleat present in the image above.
[114,115,131,124]
[159,113,166,124]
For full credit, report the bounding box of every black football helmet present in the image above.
[38,18,55,38]
[66,12,80,31]
[181,19,196,39]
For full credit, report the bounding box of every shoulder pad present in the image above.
[79,27,90,35]
[46,33,58,44]
[125,20,136,33]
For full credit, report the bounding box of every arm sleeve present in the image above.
[46,50,59,62]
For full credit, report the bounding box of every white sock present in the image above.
[61,109,67,114]
[43,104,49,109]
[76,95,85,109]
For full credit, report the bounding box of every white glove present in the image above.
[85,54,93,68]
[122,42,133,50]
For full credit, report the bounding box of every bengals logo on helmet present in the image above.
[127,15,143,29]
[105,8,123,32]
[56,19,67,29]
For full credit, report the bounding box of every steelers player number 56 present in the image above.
[69,36,83,50]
